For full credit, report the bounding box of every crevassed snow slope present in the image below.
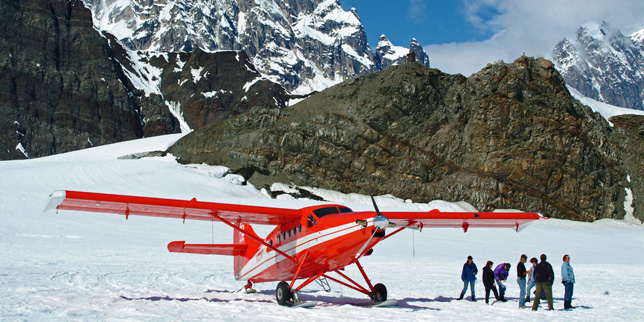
[1,134,643,321]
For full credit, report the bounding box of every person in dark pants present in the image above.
[517,254,531,308]
[525,257,538,302]
[458,255,478,301]
[532,254,555,311]
[561,254,575,309]
[482,260,500,304]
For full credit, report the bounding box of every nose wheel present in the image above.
[371,283,387,303]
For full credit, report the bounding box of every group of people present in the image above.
[458,254,576,310]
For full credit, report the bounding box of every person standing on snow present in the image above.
[532,254,555,311]
[483,260,500,304]
[561,254,575,309]
[458,255,478,301]
[517,254,531,308]
[525,257,538,303]
[494,263,511,302]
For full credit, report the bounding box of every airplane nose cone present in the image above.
[373,214,389,230]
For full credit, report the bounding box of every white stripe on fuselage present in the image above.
[236,219,374,280]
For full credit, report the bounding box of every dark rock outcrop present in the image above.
[609,114,644,219]
[169,56,632,221]
[133,49,287,133]
[0,0,144,160]
[0,0,288,160]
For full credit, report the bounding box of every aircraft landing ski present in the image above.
[289,301,318,308]
[372,299,399,307]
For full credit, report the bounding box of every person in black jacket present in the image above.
[531,254,555,311]
[482,260,500,304]
[517,254,531,308]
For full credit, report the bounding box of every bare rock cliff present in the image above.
[169,57,634,221]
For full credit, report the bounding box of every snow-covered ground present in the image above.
[1,134,643,321]
[568,86,644,124]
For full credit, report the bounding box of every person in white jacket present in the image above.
[561,254,576,309]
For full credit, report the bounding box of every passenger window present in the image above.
[292,227,297,236]
[269,240,273,247]
[282,232,286,241]
[287,230,291,239]
[298,224,302,233]
[277,234,281,243]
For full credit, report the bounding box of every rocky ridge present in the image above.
[168,57,636,222]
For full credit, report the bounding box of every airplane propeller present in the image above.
[355,182,390,259]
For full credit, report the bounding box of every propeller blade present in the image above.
[365,181,383,216]
[365,181,389,230]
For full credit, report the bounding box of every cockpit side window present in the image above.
[307,214,317,228]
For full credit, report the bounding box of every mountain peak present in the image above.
[378,34,391,43]
[631,29,644,45]
[552,21,644,111]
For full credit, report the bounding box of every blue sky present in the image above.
[339,0,644,75]
[339,0,499,47]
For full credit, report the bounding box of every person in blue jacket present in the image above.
[458,255,478,301]
[494,263,511,302]
[561,254,576,309]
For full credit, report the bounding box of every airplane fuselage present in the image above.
[237,207,380,283]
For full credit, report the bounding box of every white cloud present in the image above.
[426,0,644,75]
[408,0,428,25]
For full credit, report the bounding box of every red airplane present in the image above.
[45,189,541,307]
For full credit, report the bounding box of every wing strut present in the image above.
[209,212,297,263]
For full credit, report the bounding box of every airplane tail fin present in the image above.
[233,222,261,280]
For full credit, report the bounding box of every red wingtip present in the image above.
[167,241,186,253]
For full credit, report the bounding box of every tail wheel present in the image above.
[373,283,387,303]
[276,281,292,306]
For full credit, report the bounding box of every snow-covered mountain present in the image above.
[551,21,644,111]
[374,35,430,70]
[81,0,428,94]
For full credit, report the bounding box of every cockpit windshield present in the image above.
[339,207,353,213]
[313,206,353,218]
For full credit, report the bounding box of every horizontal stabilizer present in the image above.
[167,241,247,256]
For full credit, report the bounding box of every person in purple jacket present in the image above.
[494,263,511,302]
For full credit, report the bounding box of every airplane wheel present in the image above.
[276,281,292,306]
[373,283,387,302]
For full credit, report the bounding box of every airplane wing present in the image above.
[44,190,302,225]
[383,209,542,232]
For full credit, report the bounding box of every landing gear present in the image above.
[276,281,292,306]
[273,259,392,306]
[372,283,387,303]
[244,280,257,294]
